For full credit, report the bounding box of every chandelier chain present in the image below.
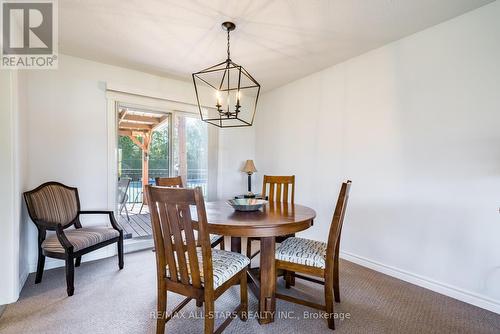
[227,30,230,60]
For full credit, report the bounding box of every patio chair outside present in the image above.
[118,178,131,221]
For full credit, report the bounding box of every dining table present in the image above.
[201,200,316,324]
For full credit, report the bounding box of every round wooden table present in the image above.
[204,201,316,324]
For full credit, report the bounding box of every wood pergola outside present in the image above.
[118,108,169,188]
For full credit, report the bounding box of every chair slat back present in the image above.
[24,182,80,229]
[326,181,352,267]
[146,186,212,290]
[262,175,295,203]
[155,176,184,188]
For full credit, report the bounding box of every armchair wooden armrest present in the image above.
[78,210,122,232]
[55,223,74,252]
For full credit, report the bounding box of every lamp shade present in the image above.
[242,160,257,174]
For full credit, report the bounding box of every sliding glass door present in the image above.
[116,106,171,240]
[118,122,170,205]
[114,104,217,243]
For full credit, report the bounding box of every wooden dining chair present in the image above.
[145,186,249,334]
[246,175,295,266]
[155,176,184,188]
[274,180,351,330]
[24,182,124,296]
[154,176,224,250]
[262,175,295,203]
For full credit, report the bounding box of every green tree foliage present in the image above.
[119,118,207,182]
[119,130,170,180]
[149,130,169,172]
[119,136,141,170]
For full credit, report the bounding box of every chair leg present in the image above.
[131,191,141,211]
[204,299,215,334]
[35,251,45,284]
[325,279,335,330]
[333,257,340,302]
[156,279,167,334]
[121,203,130,221]
[239,271,248,321]
[290,271,296,286]
[246,239,252,268]
[75,256,82,267]
[125,205,130,221]
[65,256,75,296]
[333,270,340,303]
[284,270,292,289]
[118,235,124,269]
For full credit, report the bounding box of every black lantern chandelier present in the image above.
[192,22,261,128]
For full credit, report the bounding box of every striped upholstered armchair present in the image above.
[24,182,124,296]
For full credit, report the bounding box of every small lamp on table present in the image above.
[242,160,257,198]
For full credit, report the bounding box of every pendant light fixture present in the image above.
[192,22,261,128]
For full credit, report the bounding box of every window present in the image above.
[173,113,209,194]
[117,105,217,205]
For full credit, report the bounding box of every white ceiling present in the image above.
[60,0,494,91]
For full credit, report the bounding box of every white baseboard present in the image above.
[124,238,154,253]
[340,250,500,315]
[18,268,29,294]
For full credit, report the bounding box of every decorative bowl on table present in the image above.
[227,198,268,212]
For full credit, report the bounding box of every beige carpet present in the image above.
[1,249,499,334]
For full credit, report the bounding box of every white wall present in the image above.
[17,54,253,289]
[0,70,27,305]
[16,71,29,296]
[0,71,19,305]
[217,127,256,200]
[256,1,500,313]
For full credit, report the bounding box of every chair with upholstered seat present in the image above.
[274,180,351,330]
[145,185,249,334]
[246,175,295,267]
[155,176,224,250]
[24,181,124,296]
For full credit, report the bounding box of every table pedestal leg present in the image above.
[258,236,276,324]
[231,237,241,253]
